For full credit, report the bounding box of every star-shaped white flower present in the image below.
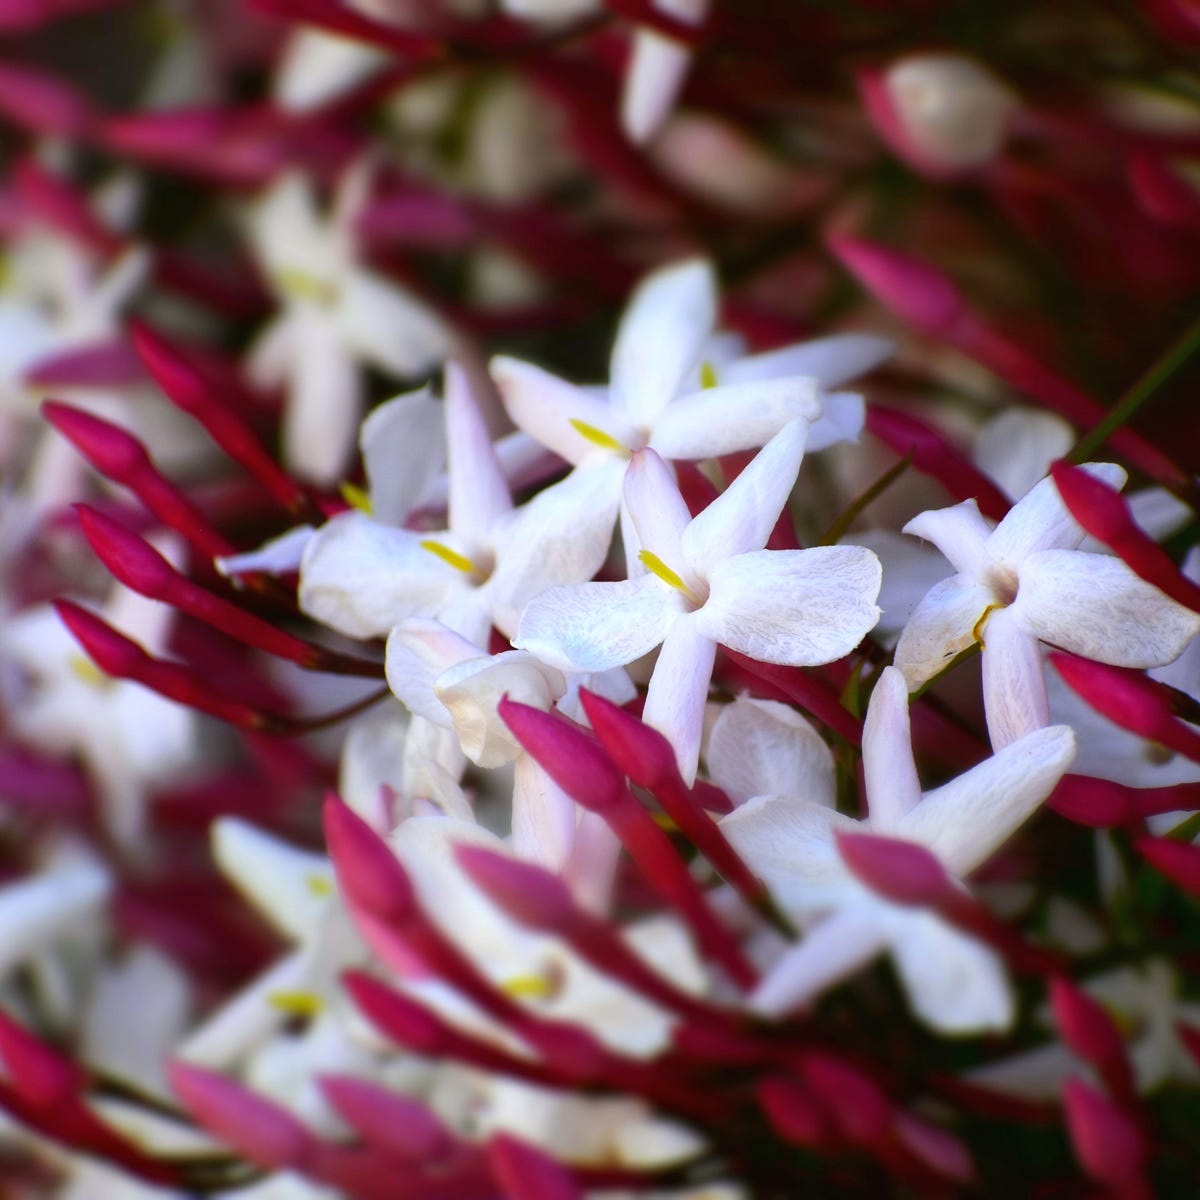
[894,464,1200,749]
[516,422,882,781]
[245,168,450,486]
[721,667,1076,1032]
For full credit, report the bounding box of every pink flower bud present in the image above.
[1136,836,1200,896]
[1063,1077,1149,1199]
[488,1133,582,1200]
[1050,977,1136,1104]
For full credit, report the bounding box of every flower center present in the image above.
[420,539,494,585]
[639,550,705,607]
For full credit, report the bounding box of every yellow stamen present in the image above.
[639,551,696,601]
[569,418,627,453]
[275,267,339,307]
[503,973,557,1000]
[972,603,1001,647]
[699,361,719,389]
[339,482,372,514]
[69,654,109,689]
[306,873,333,897]
[651,811,679,833]
[420,540,477,574]
[268,990,324,1017]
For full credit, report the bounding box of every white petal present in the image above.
[862,666,921,833]
[274,30,388,112]
[516,577,681,672]
[706,695,835,806]
[888,911,1014,1033]
[623,448,692,570]
[609,258,715,424]
[491,355,632,465]
[649,377,821,459]
[284,305,362,487]
[384,620,480,726]
[852,528,951,641]
[299,513,451,638]
[437,651,567,767]
[642,615,717,784]
[893,575,993,691]
[512,756,578,871]
[247,173,335,284]
[681,420,808,574]
[212,820,331,943]
[980,606,1050,750]
[901,723,1075,876]
[964,1044,1078,1101]
[697,546,881,666]
[719,795,856,915]
[973,408,1073,502]
[359,386,445,526]
[337,269,449,378]
[806,391,865,451]
[986,462,1127,568]
[486,459,623,638]
[445,361,512,547]
[619,3,706,145]
[723,333,893,390]
[1015,549,1200,668]
[902,499,993,578]
[748,907,885,1017]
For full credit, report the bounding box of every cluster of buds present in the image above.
[0,3,1199,1199]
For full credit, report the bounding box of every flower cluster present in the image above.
[1,3,1200,1199]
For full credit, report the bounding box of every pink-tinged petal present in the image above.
[1050,978,1136,1104]
[284,305,364,487]
[697,545,881,666]
[827,235,964,335]
[300,513,451,639]
[1063,1078,1150,1199]
[623,447,691,568]
[725,333,893,390]
[1014,549,1200,666]
[446,361,512,546]
[893,576,993,691]
[894,1114,975,1184]
[1053,460,1200,614]
[888,912,1014,1033]
[1136,836,1200,895]
[168,1063,312,1170]
[323,794,416,924]
[981,606,1049,749]
[985,463,1126,567]
[681,420,808,572]
[487,461,623,638]
[359,386,445,525]
[319,1076,452,1159]
[862,666,922,832]
[901,723,1076,876]
[609,258,715,425]
[865,404,1010,521]
[642,615,717,783]
[650,377,821,460]
[749,908,887,1017]
[515,576,679,672]
[24,339,142,387]
[707,695,835,806]
[491,355,632,465]
[488,1133,582,1200]
[902,499,993,578]
[1048,775,1200,827]
[500,699,626,814]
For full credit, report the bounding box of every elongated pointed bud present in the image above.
[1052,461,1200,614]
[1049,775,1200,826]
[131,322,315,518]
[168,1062,312,1170]
[758,1077,828,1146]
[319,1076,452,1159]
[0,63,94,136]
[1063,1077,1149,1199]
[24,340,142,388]
[836,831,954,906]
[799,1054,892,1147]
[322,795,417,924]
[1136,836,1200,895]
[488,1134,582,1200]
[1050,977,1136,1104]
[0,1010,86,1107]
[13,157,120,253]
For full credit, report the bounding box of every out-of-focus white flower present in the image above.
[244,168,450,486]
[722,668,1076,1032]
[895,465,1200,748]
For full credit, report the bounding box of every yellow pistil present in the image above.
[69,654,110,689]
[306,873,334,897]
[420,540,477,574]
[699,361,719,389]
[569,418,627,454]
[639,551,701,604]
[275,267,339,307]
[503,974,557,1000]
[339,482,372,514]
[268,990,325,1018]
